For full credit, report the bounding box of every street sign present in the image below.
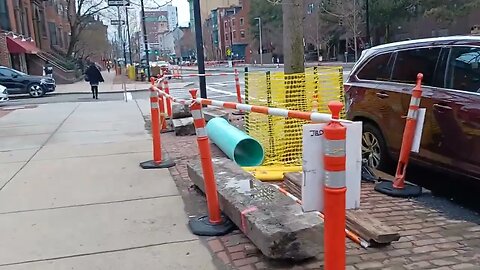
[108,0,130,6]
[111,20,126,25]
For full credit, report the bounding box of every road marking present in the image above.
[126,92,133,101]
[206,86,245,99]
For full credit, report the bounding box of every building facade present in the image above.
[143,10,169,60]
[159,4,178,31]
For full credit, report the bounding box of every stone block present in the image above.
[203,107,229,122]
[188,158,323,260]
[172,117,195,136]
[172,102,192,119]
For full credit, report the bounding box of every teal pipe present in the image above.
[206,117,264,167]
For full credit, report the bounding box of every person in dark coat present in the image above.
[85,62,104,99]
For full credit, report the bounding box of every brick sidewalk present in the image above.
[159,120,480,270]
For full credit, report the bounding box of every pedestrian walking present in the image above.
[43,61,53,78]
[85,62,104,99]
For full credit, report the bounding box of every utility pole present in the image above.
[353,0,358,61]
[193,0,207,98]
[365,0,370,47]
[125,6,133,65]
[140,0,150,77]
[255,17,263,66]
[282,0,305,73]
[117,6,123,66]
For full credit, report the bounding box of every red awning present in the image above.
[6,37,39,54]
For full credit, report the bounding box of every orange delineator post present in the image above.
[189,89,222,224]
[393,73,424,188]
[163,79,172,118]
[234,68,242,104]
[323,101,347,270]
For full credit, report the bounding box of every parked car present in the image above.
[345,36,480,182]
[0,84,8,104]
[0,66,56,97]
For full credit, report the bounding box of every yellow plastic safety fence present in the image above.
[244,66,344,180]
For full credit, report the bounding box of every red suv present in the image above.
[345,36,480,182]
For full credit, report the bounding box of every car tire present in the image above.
[362,122,391,171]
[28,83,45,98]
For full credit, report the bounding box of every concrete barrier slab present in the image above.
[188,157,323,260]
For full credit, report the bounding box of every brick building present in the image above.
[0,0,75,82]
[143,10,169,61]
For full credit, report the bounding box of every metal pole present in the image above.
[140,0,150,78]
[365,0,370,47]
[193,0,207,98]
[256,17,263,66]
[353,0,358,61]
[117,6,122,66]
[125,6,133,65]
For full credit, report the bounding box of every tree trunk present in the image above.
[282,0,305,74]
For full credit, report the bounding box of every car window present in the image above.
[446,46,480,93]
[0,68,17,77]
[391,47,441,86]
[356,53,393,81]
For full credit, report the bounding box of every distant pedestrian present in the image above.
[85,62,104,99]
[107,64,111,73]
[43,61,53,78]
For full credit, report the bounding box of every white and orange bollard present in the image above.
[375,73,423,197]
[163,79,173,118]
[323,101,347,270]
[187,89,234,236]
[139,78,175,169]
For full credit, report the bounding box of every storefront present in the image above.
[6,35,39,73]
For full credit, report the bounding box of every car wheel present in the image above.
[28,83,45,98]
[362,122,390,170]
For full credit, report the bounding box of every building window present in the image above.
[233,31,236,39]
[48,22,57,46]
[0,0,10,30]
[224,21,228,28]
[39,10,47,37]
[57,28,63,47]
[225,33,228,41]
[240,31,245,39]
[240,18,244,26]
[231,18,235,26]
[64,32,68,48]
[307,3,314,14]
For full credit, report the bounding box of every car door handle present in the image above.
[376,92,389,99]
[433,104,452,110]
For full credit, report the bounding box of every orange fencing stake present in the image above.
[375,73,423,197]
[323,101,347,270]
[139,87,175,169]
[188,89,234,236]
[163,79,172,118]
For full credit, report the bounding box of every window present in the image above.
[57,28,63,47]
[240,18,244,26]
[231,18,235,26]
[225,33,229,41]
[64,32,69,48]
[445,46,480,93]
[39,10,47,37]
[0,0,10,30]
[233,31,236,39]
[224,21,228,28]
[391,47,441,86]
[0,68,17,77]
[357,53,393,81]
[240,31,245,39]
[307,3,314,14]
[48,22,57,46]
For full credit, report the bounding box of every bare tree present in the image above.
[282,0,305,73]
[74,22,111,61]
[65,0,109,58]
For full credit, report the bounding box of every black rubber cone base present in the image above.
[189,215,235,236]
[139,159,175,169]
[374,180,422,198]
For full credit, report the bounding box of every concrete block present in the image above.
[203,107,229,122]
[172,117,196,136]
[172,103,192,119]
[187,158,323,260]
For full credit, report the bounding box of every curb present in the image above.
[50,88,150,96]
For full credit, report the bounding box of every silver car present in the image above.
[0,84,8,104]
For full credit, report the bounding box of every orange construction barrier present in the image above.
[163,79,172,118]
[187,89,234,236]
[139,81,175,169]
[375,73,423,197]
[323,101,347,270]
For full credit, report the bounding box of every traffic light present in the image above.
[154,50,159,55]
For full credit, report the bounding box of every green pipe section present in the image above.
[206,117,264,167]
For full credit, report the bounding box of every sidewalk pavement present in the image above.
[0,100,216,269]
[54,71,187,95]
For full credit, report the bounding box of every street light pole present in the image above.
[193,0,207,98]
[140,0,150,77]
[255,17,262,66]
[365,0,370,47]
[125,6,133,65]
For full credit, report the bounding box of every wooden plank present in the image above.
[346,209,400,244]
[283,172,400,245]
